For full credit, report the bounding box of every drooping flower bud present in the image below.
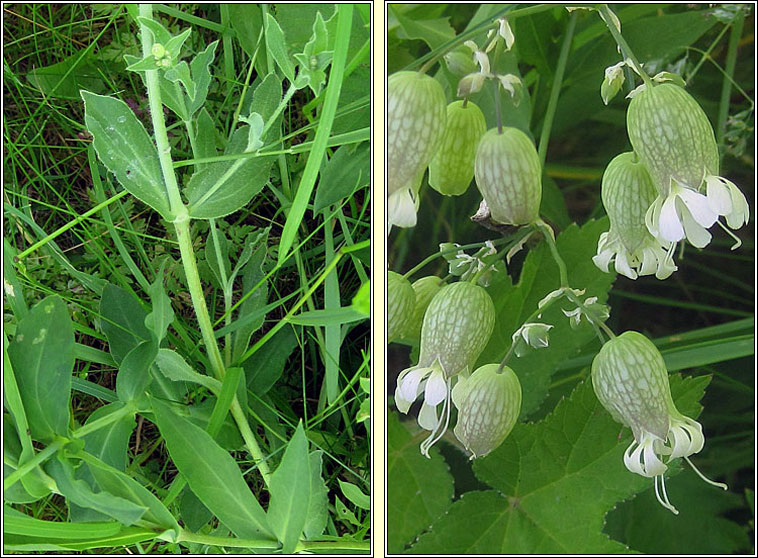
[388,71,447,196]
[627,83,718,193]
[452,363,521,459]
[443,49,478,77]
[418,281,495,378]
[627,83,749,248]
[403,276,444,343]
[387,271,415,343]
[593,152,677,280]
[428,101,487,196]
[591,331,726,514]
[474,127,542,226]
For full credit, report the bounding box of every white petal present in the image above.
[655,245,678,280]
[677,198,712,248]
[614,247,637,280]
[417,401,440,431]
[645,196,664,237]
[657,194,685,242]
[642,440,668,477]
[396,367,430,410]
[424,369,448,406]
[725,180,749,228]
[388,188,418,229]
[678,187,718,228]
[624,440,647,476]
[705,176,733,215]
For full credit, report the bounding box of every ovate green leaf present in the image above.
[81,91,172,219]
[8,296,75,442]
[150,397,273,540]
[268,421,311,553]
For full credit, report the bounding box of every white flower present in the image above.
[394,359,453,457]
[593,228,677,280]
[388,170,424,233]
[645,179,718,248]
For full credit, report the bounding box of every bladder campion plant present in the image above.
[387,4,753,555]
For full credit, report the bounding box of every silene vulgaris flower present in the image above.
[626,82,749,250]
[591,331,727,514]
[394,281,495,457]
[593,152,677,280]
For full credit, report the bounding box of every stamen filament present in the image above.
[684,456,728,490]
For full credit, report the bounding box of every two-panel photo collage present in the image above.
[1,2,755,556]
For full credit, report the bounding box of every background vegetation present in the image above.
[4,3,370,553]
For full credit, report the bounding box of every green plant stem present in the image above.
[565,289,616,340]
[598,4,652,87]
[401,232,527,280]
[138,4,271,487]
[4,439,63,491]
[717,12,744,150]
[536,219,568,287]
[537,10,577,167]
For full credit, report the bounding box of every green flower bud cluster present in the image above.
[391,277,523,459]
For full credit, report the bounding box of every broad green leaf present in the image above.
[229,5,264,57]
[388,6,456,52]
[144,263,174,344]
[154,349,221,392]
[164,61,196,106]
[150,397,274,540]
[3,337,53,501]
[100,283,151,364]
[274,4,336,51]
[185,397,243,452]
[387,412,453,553]
[231,229,270,363]
[313,143,370,213]
[193,107,217,172]
[185,125,276,219]
[479,218,615,416]
[79,402,135,473]
[605,472,751,554]
[136,17,172,45]
[265,13,295,83]
[27,52,106,99]
[244,325,298,394]
[8,296,74,442]
[247,72,284,142]
[179,485,213,532]
[78,451,180,539]
[116,341,158,401]
[303,451,329,539]
[3,415,40,504]
[81,91,172,220]
[268,421,311,553]
[46,456,147,526]
[338,479,370,510]
[410,375,709,553]
[187,40,218,115]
